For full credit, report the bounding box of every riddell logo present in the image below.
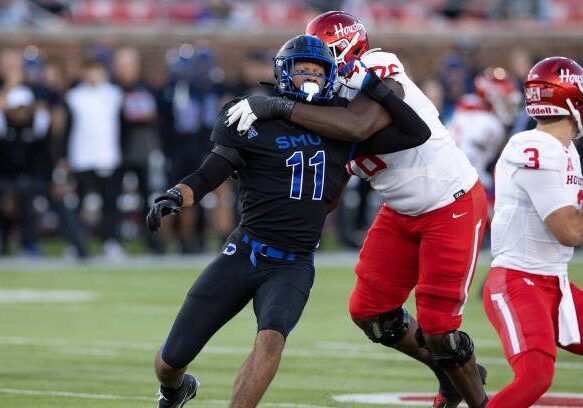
[559,68,583,83]
[334,22,364,39]
[526,105,560,115]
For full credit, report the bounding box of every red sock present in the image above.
[487,350,554,408]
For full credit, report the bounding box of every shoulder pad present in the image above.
[220,96,247,115]
[503,130,565,171]
[359,51,404,79]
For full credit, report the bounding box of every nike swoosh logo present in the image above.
[452,212,468,219]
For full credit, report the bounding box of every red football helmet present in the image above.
[524,56,583,137]
[474,67,521,125]
[305,11,369,75]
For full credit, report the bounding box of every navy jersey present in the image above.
[211,98,354,253]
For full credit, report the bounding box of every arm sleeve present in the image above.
[179,151,236,205]
[211,144,246,168]
[353,122,429,158]
[513,168,574,220]
[363,77,431,140]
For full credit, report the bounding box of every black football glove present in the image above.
[146,187,183,232]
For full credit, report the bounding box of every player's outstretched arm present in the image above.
[146,148,237,232]
[226,71,428,144]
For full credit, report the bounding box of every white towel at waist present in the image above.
[558,274,580,346]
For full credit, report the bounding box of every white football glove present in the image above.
[226,99,258,133]
[345,59,370,91]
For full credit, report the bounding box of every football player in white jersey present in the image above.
[483,56,583,407]
[447,68,521,249]
[226,11,488,408]
[447,67,520,196]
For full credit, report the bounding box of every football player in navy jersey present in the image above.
[146,34,430,408]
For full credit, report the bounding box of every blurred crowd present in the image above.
[1,0,583,28]
[0,34,581,259]
[0,42,252,259]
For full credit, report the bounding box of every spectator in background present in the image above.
[33,0,71,18]
[0,0,29,26]
[0,48,87,258]
[438,53,474,123]
[64,55,124,259]
[0,85,49,255]
[232,49,275,96]
[0,84,88,259]
[157,43,224,253]
[448,67,520,193]
[491,0,551,21]
[509,48,538,135]
[113,46,162,253]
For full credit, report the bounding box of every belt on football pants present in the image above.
[242,234,297,266]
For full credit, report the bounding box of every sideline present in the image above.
[0,250,496,271]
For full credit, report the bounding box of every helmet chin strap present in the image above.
[566,97,583,139]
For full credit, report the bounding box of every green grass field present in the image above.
[1,258,583,407]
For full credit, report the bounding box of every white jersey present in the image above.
[66,82,123,172]
[447,94,506,191]
[491,129,582,276]
[341,50,478,215]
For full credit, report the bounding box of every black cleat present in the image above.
[157,374,199,408]
[432,364,488,408]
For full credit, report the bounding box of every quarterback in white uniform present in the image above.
[483,56,583,408]
[226,11,488,408]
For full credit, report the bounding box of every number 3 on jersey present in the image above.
[523,147,540,169]
[286,150,325,200]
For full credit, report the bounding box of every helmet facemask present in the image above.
[275,54,337,103]
[566,80,583,139]
[326,32,363,75]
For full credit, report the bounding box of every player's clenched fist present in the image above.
[146,187,183,232]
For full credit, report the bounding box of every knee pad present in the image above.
[364,307,410,347]
[433,330,474,371]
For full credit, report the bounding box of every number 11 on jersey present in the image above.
[286,150,326,200]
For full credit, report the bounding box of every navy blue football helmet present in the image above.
[274,35,337,103]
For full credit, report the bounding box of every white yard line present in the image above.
[1,336,583,370]
[0,388,152,401]
[0,388,335,407]
[0,289,97,303]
